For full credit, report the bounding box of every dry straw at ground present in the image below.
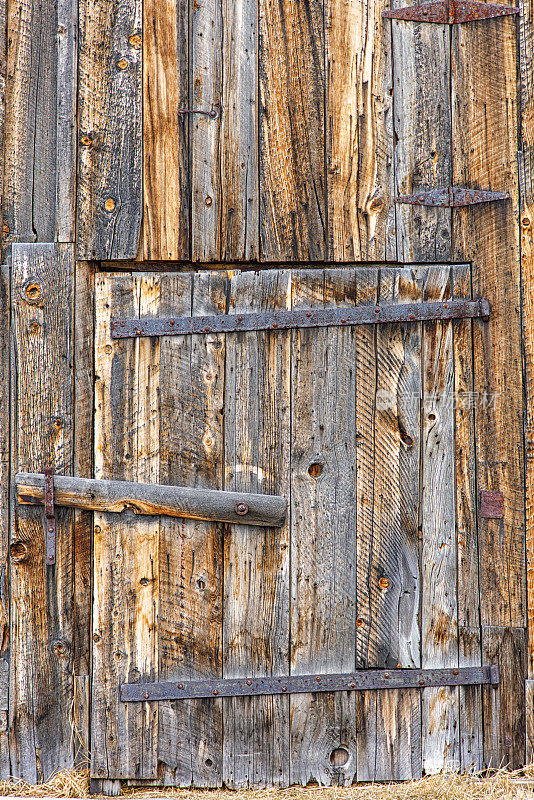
[0,770,532,799]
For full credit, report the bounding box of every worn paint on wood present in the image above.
[10,244,74,781]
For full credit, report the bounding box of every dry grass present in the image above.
[0,769,532,799]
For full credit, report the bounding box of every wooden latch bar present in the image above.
[16,472,287,527]
[395,187,509,206]
[383,0,519,22]
[121,666,500,702]
[111,299,490,339]
[43,468,56,566]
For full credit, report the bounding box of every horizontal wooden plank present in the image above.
[16,473,287,527]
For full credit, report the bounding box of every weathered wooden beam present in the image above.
[16,473,287,527]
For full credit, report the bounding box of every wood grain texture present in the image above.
[10,244,74,780]
[259,0,325,260]
[391,11,451,262]
[223,270,291,787]
[0,267,9,778]
[451,12,525,769]
[421,267,459,773]
[157,272,226,786]
[520,0,534,756]
[356,267,422,781]
[3,0,76,244]
[77,0,142,259]
[191,0,258,261]
[290,269,357,786]
[326,0,395,260]
[141,0,189,260]
[16,474,286,526]
[453,265,483,772]
[92,275,158,779]
[73,261,94,770]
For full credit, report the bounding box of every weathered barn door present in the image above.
[90,264,501,787]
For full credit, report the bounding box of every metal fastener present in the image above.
[235,502,249,516]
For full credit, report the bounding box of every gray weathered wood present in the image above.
[77,0,142,259]
[356,267,422,781]
[290,269,357,786]
[10,243,74,780]
[421,266,460,772]
[223,270,291,787]
[157,272,226,786]
[3,0,76,244]
[0,266,9,778]
[16,473,286,527]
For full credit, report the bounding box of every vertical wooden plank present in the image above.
[191,0,258,261]
[421,266,460,773]
[0,266,10,778]
[259,0,325,260]
[10,243,74,780]
[56,0,77,241]
[92,274,158,779]
[77,0,142,259]
[392,13,452,261]
[289,268,357,787]
[73,261,94,767]
[141,0,189,260]
[451,265,483,771]
[356,266,422,781]
[519,0,534,754]
[451,12,525,768]
[326,0,395,260]
[157,272,225,786]
[4,0,56,242]
[223,270,291,787]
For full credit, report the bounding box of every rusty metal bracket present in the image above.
[121,665,500,702]
[480,490,504,519]
[395,187,509,206]
[177,107,220,119]
[43,468,56,566]
[111,299,490,339]
[383,0,519,22]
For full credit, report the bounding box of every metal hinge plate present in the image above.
[121,665,499,702]
[43,468,56,566]
[396,187,509,206]
[383,0,519,22]
[111,299,490,339]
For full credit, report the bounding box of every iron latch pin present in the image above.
[177,107,220,119]
[43,468,56,566]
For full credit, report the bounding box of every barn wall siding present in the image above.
[0,0,530,784]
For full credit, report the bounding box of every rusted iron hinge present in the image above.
[111,299,490,339]
[383,0,519,23]
[121,666,500,702]
[43,468,56,566]
[396,187,509,206]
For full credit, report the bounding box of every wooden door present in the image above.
[91,264,500,787]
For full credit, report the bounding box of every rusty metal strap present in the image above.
[383,0,519,23]
[111,299,490,339]
[121,666,499,702]
[396,187,509,206]
[43,468,56,566]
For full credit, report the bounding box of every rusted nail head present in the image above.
[178,683,183,689]
[170,319,175,325]
[213,689,218,695]
[105,198,116,212]
[235,502,249,516]
[384,673,390,679]
[282,686,287,692]
[306,312,312,317]
[205,326,211,332]
[379,577,390,589]
[410,314,415,320]
[350,682,356,688]
[341,318,347,324]
[272,321,278,328]
[117,58,128,70]
[145,692,149,699]
[375,307,380,313]
[238,316,243,322]
[246,679,252,686]
[453,669,459,676]
[419,679,425,685]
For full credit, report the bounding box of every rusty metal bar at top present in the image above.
[120,665,500,702]
[111,299,490,339]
